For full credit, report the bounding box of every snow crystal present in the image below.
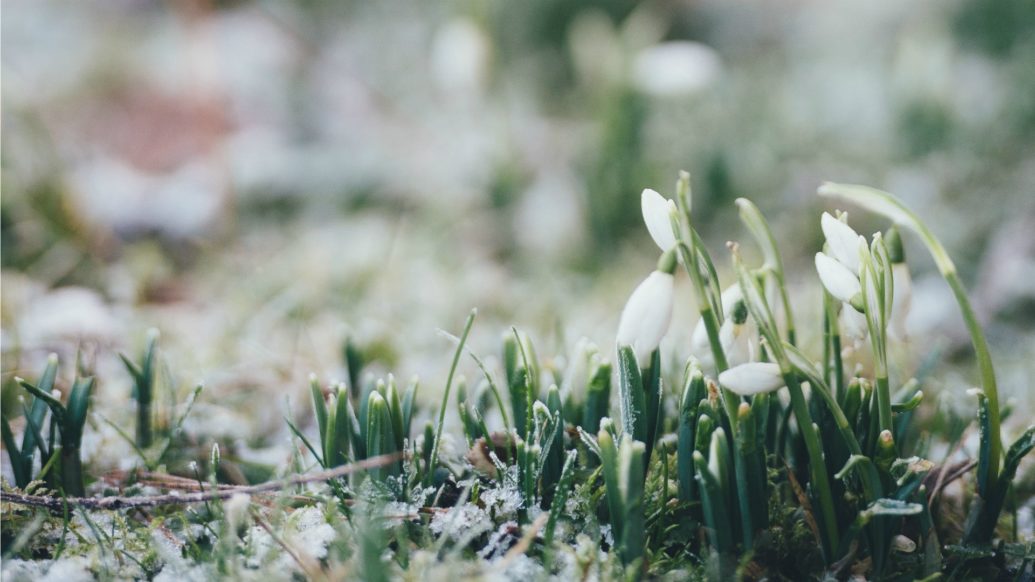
[479,483,524,518]
[491,553,545,582]
[429,502,492,542]
[2,556,94,582]
[244,506,335,573]
[477,521,519,559]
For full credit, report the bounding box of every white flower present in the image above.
[840,302,869,344]
[821,212,866,274]
[616,270,675,366]
[632,41,721,97]
[815,252,862,304]
[641,189,678,251]
[720,318,758,367]
[690,284,743,358]
[889,262,912,340]
[718,362,785,396]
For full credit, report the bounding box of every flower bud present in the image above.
[641,188,678,251]
[617,270,675,367]
[821,212,866,274]
[815,252,862,304]
[718,362,785,396]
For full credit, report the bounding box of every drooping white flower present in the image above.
[815,252,862,304]
[840,302,869,344]
[718,362,785,396]
[641,188,678,251]
[720,318,758,368]
[690,284,743,358]
[616,270,675,367]
[821,212,866,274]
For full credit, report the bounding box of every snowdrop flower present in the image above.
[691,285,758,368]
[815,252,862,305]
[815,212,867,308]
[617,250,677,366]
[821,212,866,274]
[690,284,742,354]
[641,188,678,251]
[840,303,869,345]
[718,362,785,396]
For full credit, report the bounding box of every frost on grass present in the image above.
[429,502,492,541]
[244,506,335,573]
[2,556,95,582]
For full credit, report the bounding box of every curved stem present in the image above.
[819,182,1001,490]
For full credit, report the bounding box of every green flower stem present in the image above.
[783,343,862,457]
[819,182,1002,491]
[674,240,739,429]
[784,371,839,556]
[427,309,476,485]
[671,174,740,429]
[822,293,845,401]
[945,271,1000,490]
[734,257,839,556]
[735,197,797,345]
[875,374,892,438]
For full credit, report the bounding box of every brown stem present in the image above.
[1,453,402,511]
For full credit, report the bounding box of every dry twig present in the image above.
[0,453,402,511]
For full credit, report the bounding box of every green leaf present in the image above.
[385,376,404,452]
[63,377,94,448]
[329,388,352,468]
[18,379,65,426]
[583,357,612,435]
[366,392,399,482]
[544,449,578,546]
[401,376,419,442]
[427,309,476,485]
[542,385,565,492]
[616,436,646,567]
[598,421,625,544]
[616,345,646,444]
[694,450,734,553]
[2,416,29,488]
[310,376,328,459]
[677,362,704,503]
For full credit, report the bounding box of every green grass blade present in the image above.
[427,309,476,485]
[616,345,646,444]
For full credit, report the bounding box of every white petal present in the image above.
[725,320,757,368]
[840,302,868,343]
[821,212,865,274]
[690,283,743,365]
[719,362,784,396]
[616,271,675,366]
[689,318,711,363]
[815,252,861,303]
[889,263,912,341]
[719,283,743,319]
[641,189,678,251]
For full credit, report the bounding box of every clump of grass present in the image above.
[2,174,1033,581]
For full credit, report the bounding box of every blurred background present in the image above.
[3,0,1034,475]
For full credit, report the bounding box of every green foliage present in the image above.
[120,330,159,449]
[13,356,94,496]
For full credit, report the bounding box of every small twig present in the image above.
[252,508,329,582]
[0,453,402,511]
[497,513,548,569]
